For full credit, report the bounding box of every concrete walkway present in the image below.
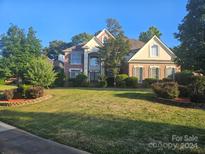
[0,121,89,154]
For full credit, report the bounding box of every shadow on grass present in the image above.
[115,92,205,110]
[0,110,204,154]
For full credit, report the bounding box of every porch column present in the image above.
[84,51,88,76]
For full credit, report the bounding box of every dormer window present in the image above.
[151,45,159,57]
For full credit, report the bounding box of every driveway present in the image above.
[0,121,89,154]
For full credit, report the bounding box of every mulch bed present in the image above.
[0,95,52,107]
[156,97,205,109]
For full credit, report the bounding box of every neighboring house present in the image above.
[63,29,114,81]
[128,35,180,82]
[63,29,180,82]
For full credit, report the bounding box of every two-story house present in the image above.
[63,29,180,82]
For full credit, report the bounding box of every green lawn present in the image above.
[0,88,205,153]
[0,85,16,91]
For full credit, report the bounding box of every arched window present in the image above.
[151,45,159,57]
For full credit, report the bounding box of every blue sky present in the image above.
[0,0,187,47]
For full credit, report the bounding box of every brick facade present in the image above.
[128,62,180,80]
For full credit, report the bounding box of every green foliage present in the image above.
[126,77,138,88]
[175,0,205,71]
[97,81,107,88]
[190,76,205,103]
[152,82,179,99]
[71,33,93,45]
[106,77,114,87]
[25,57,56,88]
[175,71,193,85]
[27,86,44,99]
[0,79,5,85]
[106,18,123,37]
[73,73,88,87]
[143,78,158,88]
[43,40,72,60]
[53,67,65,87]
[178,85,190,98]
[14,84,31,98]
[116,74,128,88]
[0,25,42,81]
[139,26,162,42]
[3,89,14,100]
[98,36,130,78]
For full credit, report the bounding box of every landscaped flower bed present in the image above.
[0,94,52,107]
[0,85,53,106]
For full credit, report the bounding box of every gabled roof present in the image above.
[128,35,176,62]
[63,29,114,52]
[128,39,145,51]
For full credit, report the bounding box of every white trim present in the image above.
[129,35,176,62]
[133,65,144,68]
[150,65,160,68]
[69,68,82,72]
[96,28,115,39]
[166,65,176,68]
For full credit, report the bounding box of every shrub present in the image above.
[27,86,44,99]
[143,78,158,88]
[162,78,173,82]
[0,79,5,85]
[152,82,179,99]
[178,85,190,98]
[116,74,128,88]
[73,73,88,87]
[126,77,138,88]
[97,80,107,88]
[3,89,14,100]
[106,77,114,87]
[190,76,205,103]
[25,57,57,88]
[14,84,31,98]
[175,71,193,85]
[53,68,65,87]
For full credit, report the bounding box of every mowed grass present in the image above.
[0,88,205,153]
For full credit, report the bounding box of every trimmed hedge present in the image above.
[72,73,89,87]
[190,76,205,103]
[126,77,138,88]
[116,74,128,88]
[175,71,193,85]
[143,78,158,88]
[152,82,179,99]
[178,85,190,98]
[27,86,44,99]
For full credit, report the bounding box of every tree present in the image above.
[106,18,124,37]
[71,33,93,45]
[175,0,205,71]
[0,24,42,82]
[139,26,162,42]
[43,40,72,60]
[98,36,130,85]
[25,57,56,88]
[25,27,42,56]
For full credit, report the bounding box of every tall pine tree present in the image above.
[175,0,205,71]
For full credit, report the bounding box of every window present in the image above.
[70,70,81,78]
[133,67,143,83]
[150,67,160,79]
[90,57,98,67]
[71,52,81,64]
[165,67,175,79]
[151,45,159,57]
